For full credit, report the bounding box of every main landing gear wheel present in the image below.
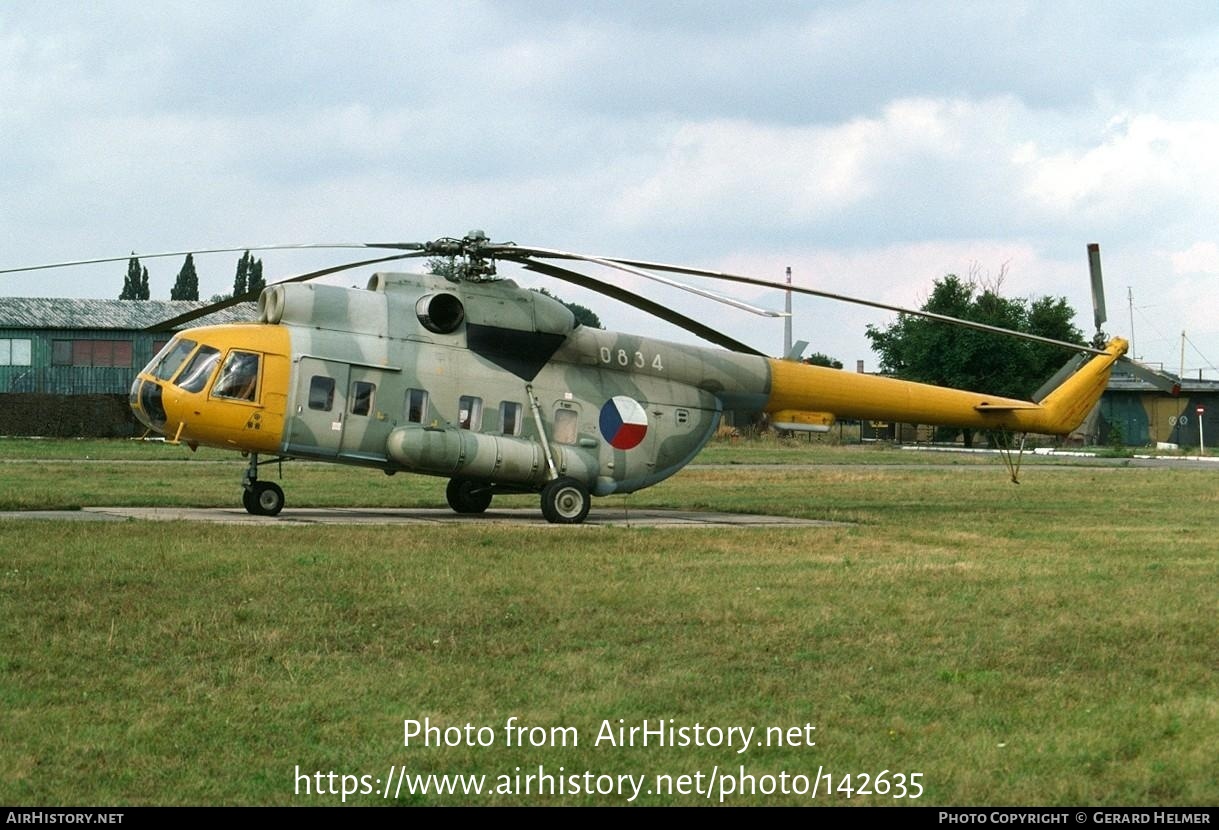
[446,478,493,514]
[243,481,285,516]
[540,477,591,524]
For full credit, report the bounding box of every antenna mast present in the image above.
[1127,286,1136,359]
[783,266,792,357]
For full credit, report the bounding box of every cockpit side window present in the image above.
[153,338,197,381]
[175,346,221,393]
[212,351,261,402]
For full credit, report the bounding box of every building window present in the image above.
[350,381,376,416]
[72,340,93,366]
[51,339,134,368]
[458,395,482,430]
[0,339,32,367]
[405,388,429,423]
[499,401,523,436]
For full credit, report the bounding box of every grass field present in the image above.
[1,438,1216,806]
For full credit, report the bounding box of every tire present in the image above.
[245,481,285,516]
[446,478,492,514]
[540,477,590,524]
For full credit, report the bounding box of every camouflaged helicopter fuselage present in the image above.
[132,271,1125,498]
[260,272,771,496]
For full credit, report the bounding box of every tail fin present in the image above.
[1030,338,1128,434]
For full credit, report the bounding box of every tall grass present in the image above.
[1,441,1216,805]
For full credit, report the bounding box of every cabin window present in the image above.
[152,339,197,381]
[0,339,31,367]
[458,395,482,430]
[175,346,221,393]
[308,376,335,411]
[553,408,578,445]
[405,388,429,423]
[350,381,376,416]
[499,401,523,436]
[212,351,260,402]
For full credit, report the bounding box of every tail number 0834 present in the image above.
[600,347,663,372]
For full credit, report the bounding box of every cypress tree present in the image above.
[232,250,251,297]
[171,253,199,300]
[247,256,265,295]
[120,255,145,300]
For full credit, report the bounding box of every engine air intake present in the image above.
[416,293,465,333]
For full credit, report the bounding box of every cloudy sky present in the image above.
[3,1,1218,378]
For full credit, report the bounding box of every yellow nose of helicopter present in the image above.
[130,323,290,453]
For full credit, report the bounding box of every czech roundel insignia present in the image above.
[599,396,648,450]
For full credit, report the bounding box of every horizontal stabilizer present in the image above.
[973,402,1042,413]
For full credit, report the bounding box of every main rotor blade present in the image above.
[553,253,1108,357]
[495,245,787,318]
[146,252,425,332]
[1,242,426,276]
[520,260,765,356]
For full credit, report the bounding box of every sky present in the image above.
[3,1,1219,379]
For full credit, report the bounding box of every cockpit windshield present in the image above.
[175,346,221,393]
[212,351,260,401]
[152,338,197,381]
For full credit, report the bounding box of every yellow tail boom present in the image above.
[765,338,1128,436]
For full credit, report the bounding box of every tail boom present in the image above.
[764,339,1128,436]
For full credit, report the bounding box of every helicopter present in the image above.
[5,231,1134,523]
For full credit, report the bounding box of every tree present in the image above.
[532,287,602,329]
[232,250,263,296]
[247,257,265,295]
[120,255,150,300]
[426,256,460,280]
[865,274,1085,445]
[232,251,250,296]
[423,258,604,328]
[170,253,199,301]
[804,352,843,369]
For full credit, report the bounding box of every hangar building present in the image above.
[0,298,254,436]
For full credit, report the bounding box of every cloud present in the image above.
[3,1,1219,373]
[1014,114,1219,226]
[1171,241,1219,274]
